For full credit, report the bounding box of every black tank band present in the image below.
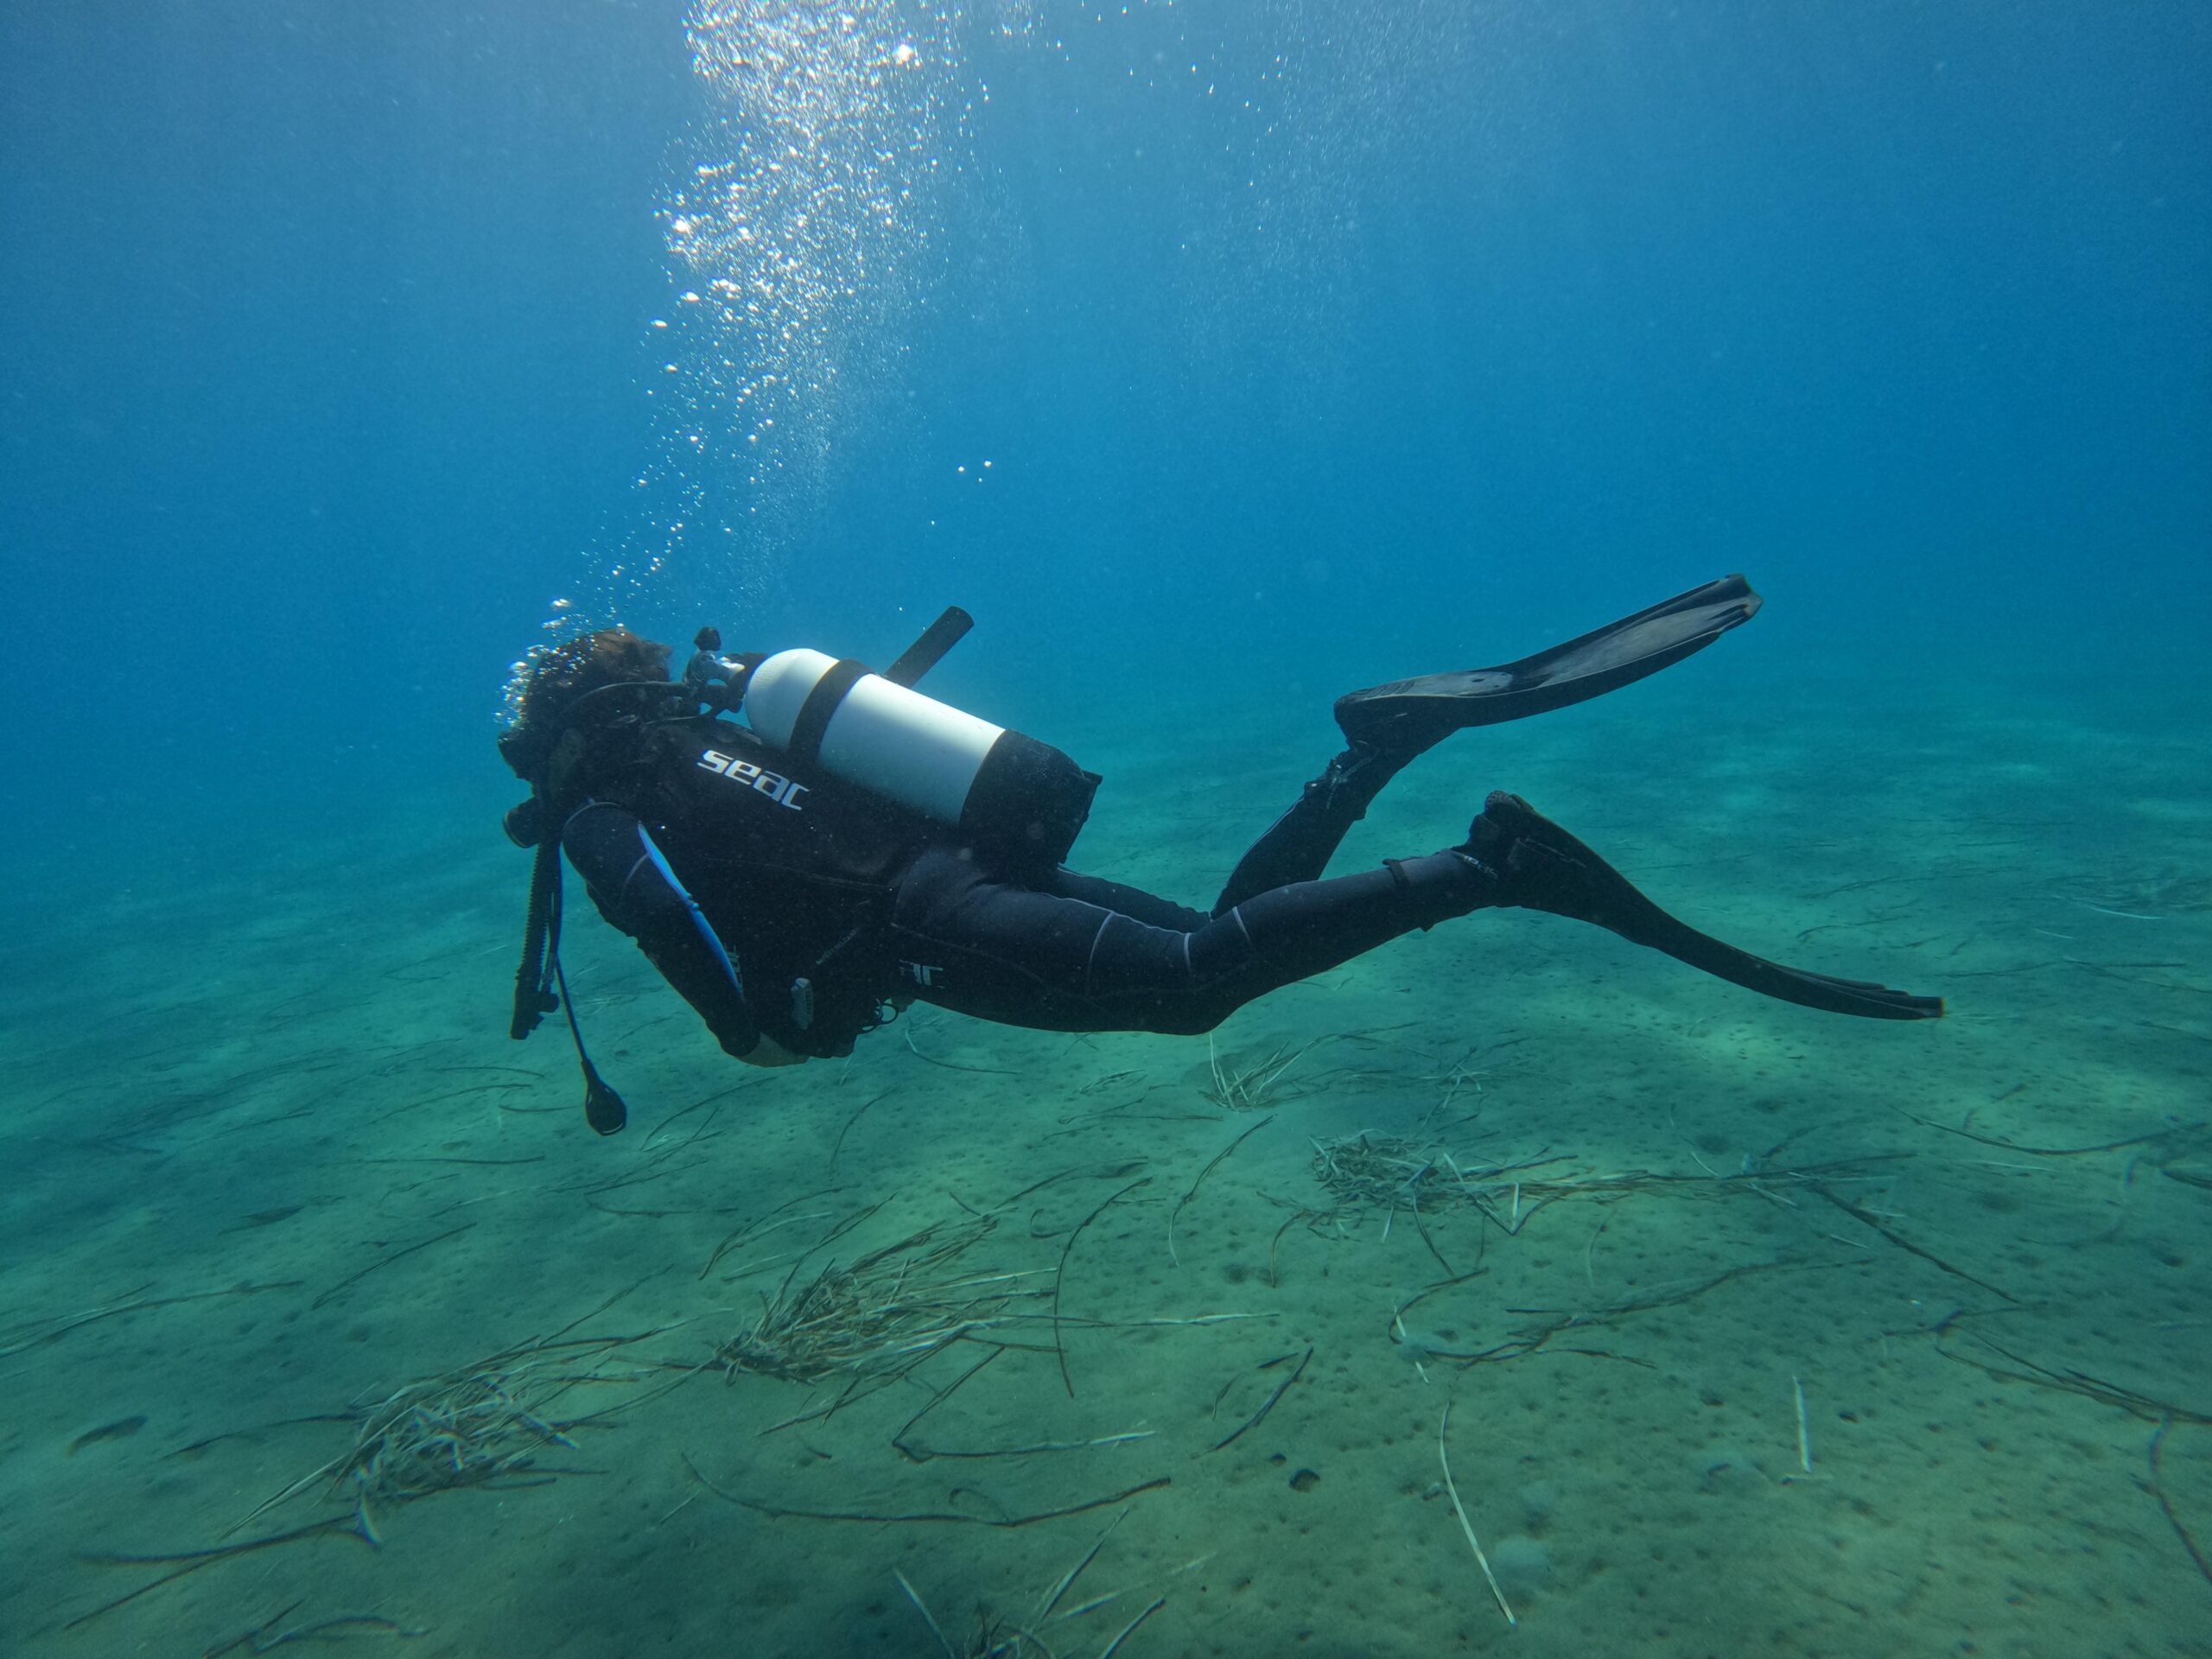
[961,730,1101,868]
[785,657,872,767]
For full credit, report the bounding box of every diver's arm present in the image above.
[560,801,771,1060]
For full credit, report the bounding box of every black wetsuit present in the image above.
[518,582,1942,1079]
[555,706,1482,1059]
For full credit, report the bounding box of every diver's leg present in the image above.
[892,842,1496,1036]
[1211,742,1414,914]
[1046,867,1211,932]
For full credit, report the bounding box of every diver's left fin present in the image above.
[1468,791,1943,1021]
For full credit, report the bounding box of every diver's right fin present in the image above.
[1468,791,1944,1021]
[1335,574,1762,752]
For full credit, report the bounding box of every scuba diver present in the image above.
[497,576,1941,1134]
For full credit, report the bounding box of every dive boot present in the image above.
[1336,574,1763,753]
[1465,791,1944,1021]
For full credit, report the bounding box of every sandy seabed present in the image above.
[3,675,2208,1658]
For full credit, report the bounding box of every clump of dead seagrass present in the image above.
[1309,1130,1560,1232]
[715,1214,1041,1393]
[244,1325,665,1541]
[72,1314,671,1633]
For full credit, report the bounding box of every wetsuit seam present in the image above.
[613,852,654,912]
[889,888,1125,1005]
[888,909,1268,1020]
[1081,912,1116,998]
[561,798,619,839]
[891,927,1094,1001]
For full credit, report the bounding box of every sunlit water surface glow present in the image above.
[501,0,1532,719]
[506,1,988,713]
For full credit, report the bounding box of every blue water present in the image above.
[4,3,2209,1652]
[5,0,2205,862]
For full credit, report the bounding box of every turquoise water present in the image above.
[3,3,2208,1654]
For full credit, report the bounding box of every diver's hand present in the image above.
[741,1033,808,1068]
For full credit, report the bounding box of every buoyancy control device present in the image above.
[744,643,1100,867]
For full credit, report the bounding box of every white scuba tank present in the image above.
[745,648,1100,864]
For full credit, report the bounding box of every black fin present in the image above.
[1335,574,1762,752]
[1469,791,1943,1022]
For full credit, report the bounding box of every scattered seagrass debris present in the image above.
[1167,1116,1274,1264]
[1309,1129,1910,1245]
[120,1057,347,1141]
[1389,1259,1841,1371]
[828,1088,895,1171]
[317,1359,589,1529]
[200,1601,427,1656]
[1802,1178,2018,1304]
[1414,1034,1531,1110]
[2145,1421,2212,1590]
[309,1224,475,1312]
[1077,1067,1147,1097]
[1202,1034,1328,1111]
[565,1096,728,1197]
[1887,1105,2207,1161]
[1,1280,298,1361]
[1438,1400,1516,1628]
[950,1161,1135,1225]
[1305,1129,1567,1270]
[73,1519,372,1633]
[1930,1327,2212,1592]
[699,1185,853,1282]
[1199,1026,1484,1114]
[2050,871,2212,918]
[906,1021,1025,1076]
[1936,1328,2212,1427]
[640,1078,766,1147]
[366,1077,537,1125]
[1055,1178,1153,1398]
[894,1512,1167,1659]
[716,1214,1043,1395]
[1308,1130,1550,1221]
[1266,1211,1302,1287]
[1205,1347,1313,1454]
[681,1452,1170,1529]
[891,1346,1156,1464]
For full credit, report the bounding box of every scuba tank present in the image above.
[745,646,1100,866]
